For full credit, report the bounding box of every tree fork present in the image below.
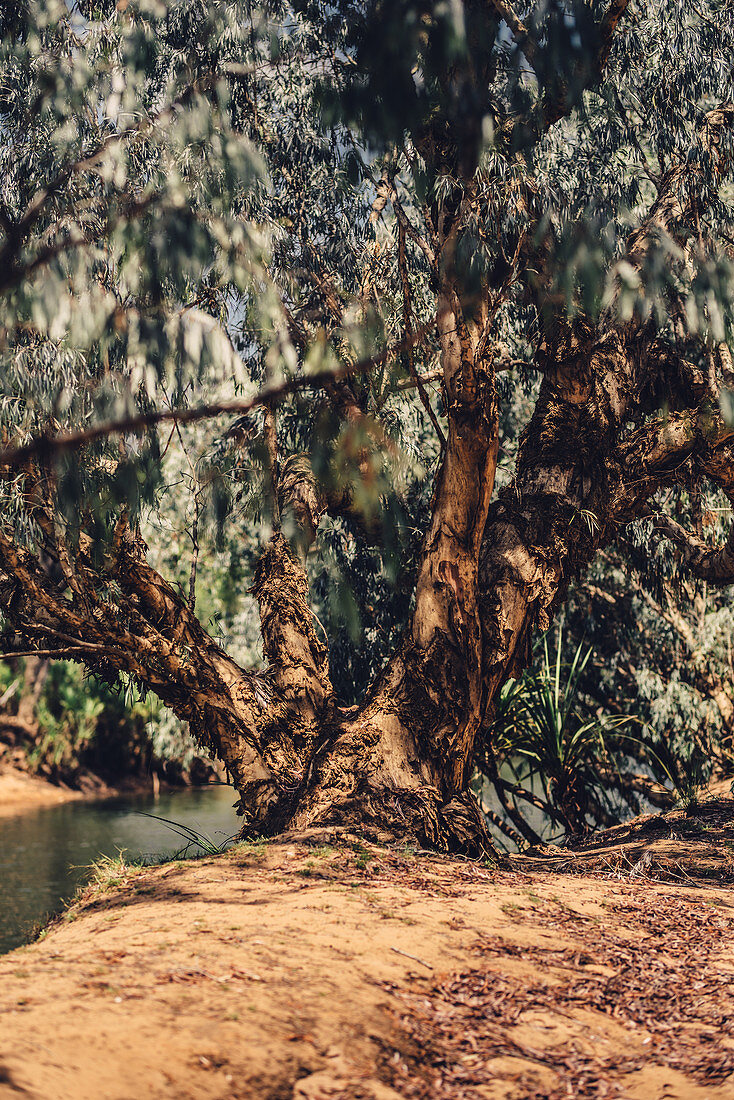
[283,274,502,853]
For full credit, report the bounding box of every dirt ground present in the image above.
[1,799,734,1100]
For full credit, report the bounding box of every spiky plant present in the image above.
[493,629,632,839]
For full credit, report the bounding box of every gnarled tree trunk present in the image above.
[1,8,733,856]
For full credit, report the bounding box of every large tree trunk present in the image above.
[1,30,732,854]
[0,346,728,858]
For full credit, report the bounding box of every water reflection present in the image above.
[0,785,238,955]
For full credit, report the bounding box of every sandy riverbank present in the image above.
[0,766,169,817]
[0,768,96,816]
[1,805,733,1100]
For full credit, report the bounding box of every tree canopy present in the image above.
[1,0,733,852]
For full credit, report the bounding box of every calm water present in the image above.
[0,785,239,955]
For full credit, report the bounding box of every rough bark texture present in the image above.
[1,6,733,854]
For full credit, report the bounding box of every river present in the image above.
[0,785,239,955]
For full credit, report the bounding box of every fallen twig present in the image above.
[391,946,433,971]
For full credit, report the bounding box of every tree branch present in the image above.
[610,399,734,526]
[595,0,633,78]
[0,647,121,660]
[501,0,632,147]
[652,512,734,585]
[396,217,446,447]
[485,0,539,68]
[0,314,443,470]
[389,185,437,272]
[625,103,734,274]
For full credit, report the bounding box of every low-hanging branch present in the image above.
[0,314,443,471]
[0,646,123,660]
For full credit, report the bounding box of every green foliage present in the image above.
[4,0,732,558]
[564,542,733,801]
[28,664,106,774]
[1,0,733,838]
[490,627,633,838]
[0,655,208,783]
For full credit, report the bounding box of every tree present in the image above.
[1,0,733,853]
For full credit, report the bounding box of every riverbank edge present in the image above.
[0,766,211,817]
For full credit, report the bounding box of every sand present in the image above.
[1,824,733,1100]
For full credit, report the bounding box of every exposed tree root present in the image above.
[514,793,734,884]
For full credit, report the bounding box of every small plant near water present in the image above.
[51,814,241,932]
[133,810,238,858]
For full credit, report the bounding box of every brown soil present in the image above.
[1,801,734,1100]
